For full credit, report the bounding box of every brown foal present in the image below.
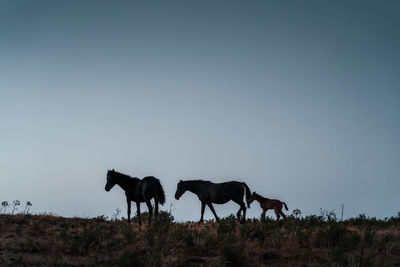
[249,192,288,221]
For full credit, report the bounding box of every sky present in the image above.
[1,0,399,221]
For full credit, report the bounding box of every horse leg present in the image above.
[207,203,219,223]
[146,200,153,225]
[241,202,247,224]
[236,207,242,221]
[126,198,131,223]
[199,202,206,223]
[136,202,141,225]
[261,209,266,221]
[233,198,245,222]
[274,209,280,221]
[154,199,159,221]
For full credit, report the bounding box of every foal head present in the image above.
[174,180,187,200]
[105,169,117,192]
[249,192,258,204]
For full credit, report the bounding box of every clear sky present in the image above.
[1,1,399,221]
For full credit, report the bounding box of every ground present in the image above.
[1,212,400,266]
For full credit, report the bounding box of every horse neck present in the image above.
[114,173,138,191]
[184,181,205,196]
[253,194,266,204]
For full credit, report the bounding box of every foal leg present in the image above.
[280,210,287,220]
[199,202,206,223]
[207,203,220,223]
[146,200,153,225]
[274,209,280,221]
[261,209,266,221]
[136,202,141,225]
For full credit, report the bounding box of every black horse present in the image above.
[105,169,166,225]
[175,180,251,223]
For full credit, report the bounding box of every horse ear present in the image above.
[112,169,115,171]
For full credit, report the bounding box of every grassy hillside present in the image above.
[1,212,400,266]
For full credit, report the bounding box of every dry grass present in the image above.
[1,212,400,266]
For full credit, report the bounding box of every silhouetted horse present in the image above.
[249,192,288,221]
[175,180,251,223]
[105,169,166,225]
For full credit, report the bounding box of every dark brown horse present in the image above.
[175,180,251,223]
[249,192,288,221]
[105,169,166,225]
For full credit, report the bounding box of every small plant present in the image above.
[112,208,121,221]
[94,215,108,221]
[23,201,32,214]
[340,203,345,221]
[1,201,8,213]
[12,200,20,214]
[292,208,302,219]
[319,208,337,222]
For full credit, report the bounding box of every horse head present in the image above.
[175,180,186,200]
[105,169,117,191]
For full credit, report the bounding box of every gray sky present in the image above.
[1,1,399,221]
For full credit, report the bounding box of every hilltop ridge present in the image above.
[1,212,400,266]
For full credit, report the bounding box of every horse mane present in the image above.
[183,180,211,184]
[254,192,269,201]
[111,170,140,181]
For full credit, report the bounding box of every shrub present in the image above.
[315,223,361,249]
[172,226,195,247]
[296,228,311,248]
[217,214,237,238]
[303,215,324,227]
[221,242,245,266]
[118,250,147,266]
[240,221,268,242]
[364,227,376,247]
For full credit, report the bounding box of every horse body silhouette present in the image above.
[105,169,165,225]
[249,192,288,221]
[175,180,251,223]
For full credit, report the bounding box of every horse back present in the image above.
[204,181,246,203]
[141,176,158,182]
[263,199,283,210]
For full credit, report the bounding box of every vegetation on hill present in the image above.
[1,209,400,266]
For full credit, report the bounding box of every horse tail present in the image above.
[241,182,251,208]
[282,202,288,211]
[155,179,166,205]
